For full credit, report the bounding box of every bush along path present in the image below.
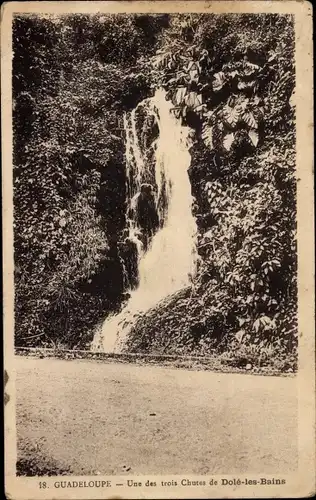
[15,347,295,376]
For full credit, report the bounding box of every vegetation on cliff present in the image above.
[126,14,296,372]
[13,14,296,371]
[13,14,167,348]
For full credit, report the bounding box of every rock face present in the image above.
[133,183,159,251]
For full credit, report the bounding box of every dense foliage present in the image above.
[14,14,296,370]
[125,14,297,371]
[13,14,168,347]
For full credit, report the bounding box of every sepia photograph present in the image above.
[2,1,314,499]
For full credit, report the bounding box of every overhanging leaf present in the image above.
[195,104,207,117]
[201,124,214,149]
[173,87,187,106]
[223,132,235,151]
[267,52,277,63]
[181,105,188,118]
[184,91,202,108]
[152,51,172,69]
[186,61,201,81]
[242,61,260,76]
[235,329,245,343]
[237,80,257,91]
[253,318,260,333]
[243,111,258,129]
[186,60,201,73]
[223,103,243,128]
[248,129,259,147]
[212,71,226,92]
[289,91,296,108]
[171,107,182,119]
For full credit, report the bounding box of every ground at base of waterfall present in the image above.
[16,355,297,476]
[15,347,296,377]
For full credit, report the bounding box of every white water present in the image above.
[92,88,197,353]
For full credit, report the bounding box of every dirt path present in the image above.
[16,356,297,476]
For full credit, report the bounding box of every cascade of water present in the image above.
[92,88,197,353]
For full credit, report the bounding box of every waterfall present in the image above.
[92,88,197,353]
